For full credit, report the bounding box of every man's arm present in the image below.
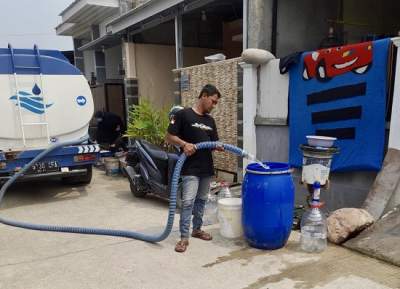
[165,132,196,156]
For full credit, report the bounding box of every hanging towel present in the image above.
[289,38,391,171]
[279,51,303,74]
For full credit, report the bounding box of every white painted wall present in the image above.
[122,42,137,78]
[389,38,400,150]
[83,50,95,81]
[258,59,289,122]
[124,43,221,109]
[134,44,176,108]
[241,56,289,166]
[240,63,258,170]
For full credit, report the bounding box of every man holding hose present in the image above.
[166,84,223,253]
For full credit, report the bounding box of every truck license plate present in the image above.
[29,161,59,174]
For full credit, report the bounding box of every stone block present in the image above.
[327,208,374,244]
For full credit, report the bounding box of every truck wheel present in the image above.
[130,182,147,198]
[62,165,93,185]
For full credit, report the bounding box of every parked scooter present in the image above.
[123,105,184,203]
[123,139,181,202]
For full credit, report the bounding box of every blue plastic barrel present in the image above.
[242,162,295,250]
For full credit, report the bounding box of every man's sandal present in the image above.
[175,240,189,253]
[191,230,212,241]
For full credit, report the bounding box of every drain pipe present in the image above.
[0,140,247,243]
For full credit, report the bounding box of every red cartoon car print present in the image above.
[303,41,373,81]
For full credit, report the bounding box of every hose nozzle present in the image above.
[242,150,256,161]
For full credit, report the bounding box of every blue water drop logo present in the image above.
[8,84,53,115]
[76,96,87,106]
[32,83,41,95]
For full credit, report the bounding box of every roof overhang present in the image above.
[60,0,119,23]
[78,34,121,51]
[56,0,119,37]
[107,0,183,34]
[56,22,76,36]
[106,0,216,35]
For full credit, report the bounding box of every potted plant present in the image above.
[125,100,170,149]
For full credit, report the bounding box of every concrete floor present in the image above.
[0,168,399,289]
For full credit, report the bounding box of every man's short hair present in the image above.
[198,84,221,99]
[94,111,104,118]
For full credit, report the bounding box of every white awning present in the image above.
[106,0,184,34]
[60,0,119,23]
[78,34,121,51]
[106,0,217,35]
[57,0,119,37]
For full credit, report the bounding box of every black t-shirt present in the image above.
[96,112,124,144]
[168,108,218,177]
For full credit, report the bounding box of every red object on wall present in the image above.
[303,41,373,81]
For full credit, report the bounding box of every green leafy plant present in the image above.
[125,100,170,147]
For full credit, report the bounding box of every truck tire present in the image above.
[62,165,93,185]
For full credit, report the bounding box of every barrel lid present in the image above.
[246,162,292,175]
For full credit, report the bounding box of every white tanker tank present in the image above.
[0,45,100,184]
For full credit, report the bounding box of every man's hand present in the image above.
[214,143,224,152]
[183,143,196,156]
[213,142,224,152]
[165,133,196,156]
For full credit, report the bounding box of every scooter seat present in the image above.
[139,140,168,161]
[167,153,179,161]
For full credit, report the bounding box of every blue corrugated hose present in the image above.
[0,140,246,243]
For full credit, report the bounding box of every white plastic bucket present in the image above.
[104,157,120,176]
[218,198,243,239]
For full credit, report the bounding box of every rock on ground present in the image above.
[327,208,374,244]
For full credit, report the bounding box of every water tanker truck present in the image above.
[0,44,100,185]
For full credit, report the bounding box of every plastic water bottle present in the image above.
[218,182,232,200]
[300,182,327,253]
[203,193,218,226]
[300,206,327,253]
